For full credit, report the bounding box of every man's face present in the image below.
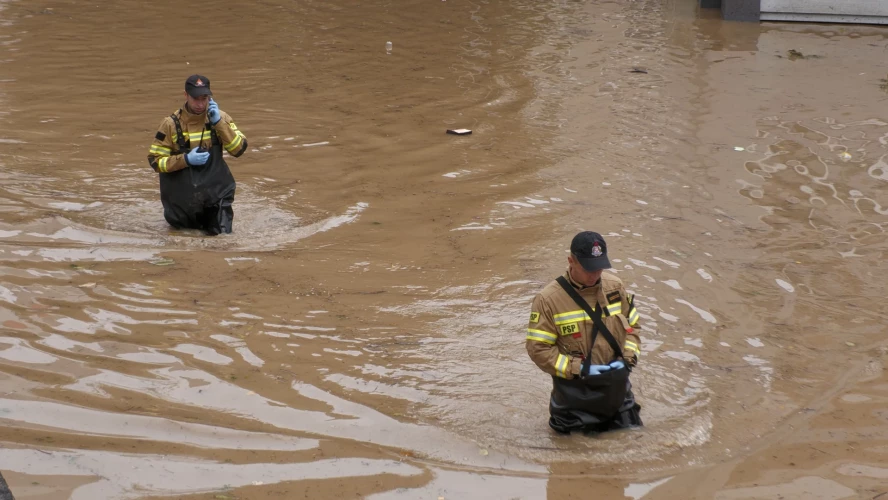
[185,92,210,113]
[568,254,603,286]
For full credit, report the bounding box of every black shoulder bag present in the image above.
[548,276,630,428]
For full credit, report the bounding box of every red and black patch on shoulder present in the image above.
[606,290,622,303]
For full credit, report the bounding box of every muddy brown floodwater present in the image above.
[1,0,888,498]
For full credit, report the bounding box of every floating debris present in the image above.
[785,49,823,61]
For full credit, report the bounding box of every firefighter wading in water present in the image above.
[526,231,643,433]
[147,75,248,235]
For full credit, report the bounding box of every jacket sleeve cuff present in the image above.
[570,358,583,379]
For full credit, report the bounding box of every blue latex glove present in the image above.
[584,364,612,376]
[207,98,221,125]
[185,147,209,166]
[609,360,625,370]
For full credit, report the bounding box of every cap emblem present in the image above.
[591,243,603,257]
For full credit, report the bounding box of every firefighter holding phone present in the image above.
[146,75,248,235]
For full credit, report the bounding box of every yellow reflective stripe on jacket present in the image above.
[224,132,244,153]
[627,293,639,325]
[624,340,639,353]
[171,131,210,143]
[554,354,571,378]
[158,157,170,173]
[606,302,622,315]
[554,310,590,325]
[150,145,171,155]
[526,329,557,345]
[628,308,639,326]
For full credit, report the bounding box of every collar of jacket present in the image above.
[179,104,208,126]
[564,269,600,291]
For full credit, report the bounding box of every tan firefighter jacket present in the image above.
[147,105,247,174]
[526,271,641,380]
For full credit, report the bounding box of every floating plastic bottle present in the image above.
[385,41,392,55]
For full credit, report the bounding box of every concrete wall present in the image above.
[723,0,760,21]
[699,0,761,22]
[700,0,888,24]
[761,0,888,24]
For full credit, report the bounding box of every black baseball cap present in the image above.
[185,75,212,98]
[570,231,611,271]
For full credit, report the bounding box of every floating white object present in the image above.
[446,129,472,135]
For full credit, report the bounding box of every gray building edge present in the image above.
[701,0,888,24]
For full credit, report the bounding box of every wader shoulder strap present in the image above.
[556,276,625,371]
[170,112,190,152]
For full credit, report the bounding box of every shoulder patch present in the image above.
[606,291,621,304]
[529,312,540,323]
[155,131,166,141]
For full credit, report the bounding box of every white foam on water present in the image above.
[776,279,795,293]
[659,312,679,322]
[841,394,871,403]
[48,201,103,211]
[0,284,15,304]
[746,337,764,347]
[39,334,104,353]
[367,468,546,500]
[226,257,260,265]
[261,331,291,338]
[170,344,233,365]
[497,201,536,208]
[453,224,493,231]
[233,312,262,320]
[684,338,703,347]
[743,355,774,390]
[675,299,717,324]
[642,339,663,352]
[210,334,243,346]
[0,337,57,364]
[653,257,680,268]
[697,268,713,282]
[629,258,661,271]
[625,477,673,500]
[35,248,158,262]
[0,449,420,500]
[662,280,682,290]
[563,187,577,193]
[236,347,265,367]
[663,351,700,362]
[636,200,648,205]
[117,352,180,364]
[0,398,315,451]
[323,348,362,357]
